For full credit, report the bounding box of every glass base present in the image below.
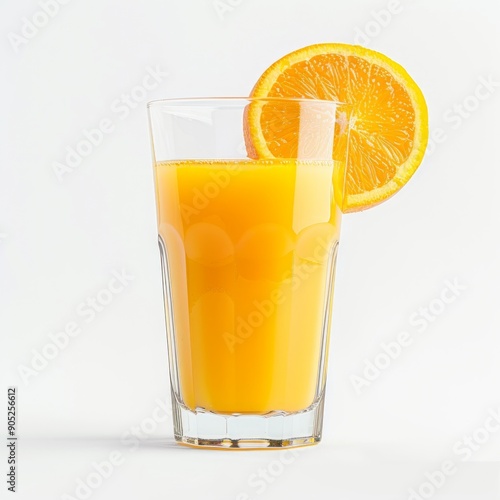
[171,389,325,449]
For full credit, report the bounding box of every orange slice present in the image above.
[247,43,428,212]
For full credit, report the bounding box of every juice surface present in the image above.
[155,159,341,413]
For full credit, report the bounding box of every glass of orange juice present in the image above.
[147,97,351,448]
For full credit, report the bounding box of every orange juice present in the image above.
[155,159,342,414]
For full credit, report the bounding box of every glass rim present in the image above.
[147,96,351,108]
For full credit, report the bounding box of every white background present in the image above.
[1,0,500,499]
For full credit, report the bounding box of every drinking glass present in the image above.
[148,97,351,448]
